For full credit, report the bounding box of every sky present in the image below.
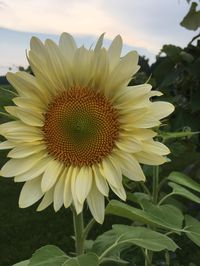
[0,0,197,75]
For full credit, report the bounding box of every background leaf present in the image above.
[28,245,69,266]
[92,225,178,260]
[13,260,30,266]
[168,171,200,193]
[180,2,200,30]
[62,253,99,266]
[185,215,200,247]
[168,182,200,204]
[106,200,183,232]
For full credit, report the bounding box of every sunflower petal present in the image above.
[87,182,105,224]
[41,160,63,192]
[19,176,43,208]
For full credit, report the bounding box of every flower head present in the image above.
[0,33,174,223]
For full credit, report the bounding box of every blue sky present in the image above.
[0,0,197,75]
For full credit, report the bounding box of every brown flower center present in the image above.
[43,87,119,166]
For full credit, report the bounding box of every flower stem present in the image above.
[71,206,84,255]
[152,166,159,204]
[83,218,96,240]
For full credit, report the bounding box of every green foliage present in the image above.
[28,245,69,266]
[106,200,183,232]
[15,246,99,266]
[180,2,200,30]
[185,215,200,247]
[13,261,30,266]
[168,182,200,204]
[92,225,177,262]
[168,171,200,193]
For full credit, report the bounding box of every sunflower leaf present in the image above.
[180,2,200,30]
[62,253,99,266]
[168,171,200,193]
[28,245,69,266]
[106,200,183,232]
[184,215,200,247]
[168,182,200,204]
[92,225,178,261]
[13,260,30,266]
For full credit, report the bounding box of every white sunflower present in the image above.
[0,33,174,223]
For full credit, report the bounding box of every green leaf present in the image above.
[113,225,178,251]
[141,200,183,233]
[185,215,200,247]
[13,260,30,266]
[180,2,200,30]
[127,192,150,205]
[62,253,99,266]
[168,172,200,193]
[101,257,129,265]
[168,182,200,204]
[92,225,178,260]
[161,45,182,57]
[28,245,69,266]
[180,51,194,63]
[106,200,183,232]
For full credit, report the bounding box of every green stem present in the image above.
[152,166,159,204]
[143,249,152,266]
[83,218,96,240]
[158,192,174,205]
[165,250,170,266]
[140,182,151,196]
[71,206,85,255]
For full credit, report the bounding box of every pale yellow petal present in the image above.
[0,141,15,150]
[142,141,170,155]
[14,156,51,182]
[13,97,46,112]
[73,47,93,87]
[70,167,83,214]
[54,168,68,211]
[8,143,46,159]
[0,121,43,142]
[63,167,73,208]
[30,37,47,60]
[1,151,46,177]
[87,182,105,224]
[75,166,92,204]
[6,72,45,104]
[109,183,126,201]
[106,51,139,98]
[5,106,44,127]
[135,151,167,165]
[92,164,109,196]
[112,83,152,104]
[112,151,146,181]
[115,136,141,153]
[41,160,63,193]
[100,157,122,188]
[108,35,122,71]
[45,39,69,90]
[59,32,77,64]
[37,188,54,211]
[19,176,43,208]
[94,33,105,52]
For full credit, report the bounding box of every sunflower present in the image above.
[0,33,174,223]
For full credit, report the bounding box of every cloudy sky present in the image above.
[0,0,196,75]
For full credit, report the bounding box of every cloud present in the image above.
[0,1,7,8]
[0,0,195,71]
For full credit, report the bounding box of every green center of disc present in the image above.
[64,111,99,144]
